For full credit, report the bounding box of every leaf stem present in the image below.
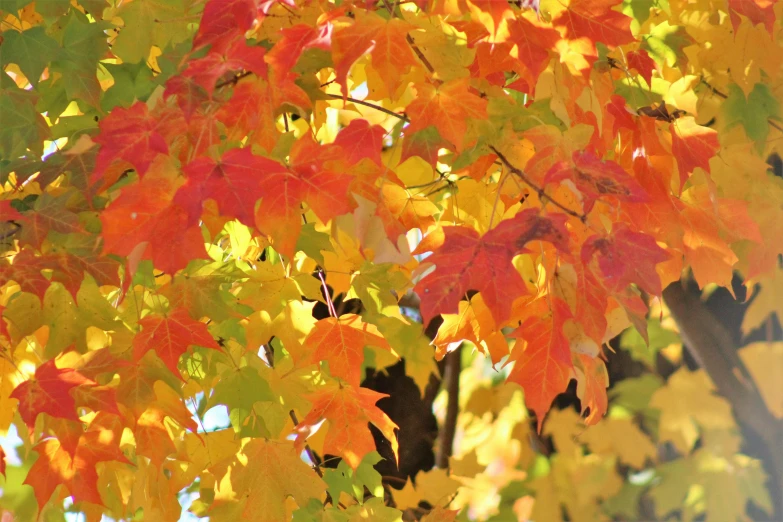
[317,269,338,317]
[325,93,409,122]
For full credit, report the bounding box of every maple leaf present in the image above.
[727,0,775,35]
[544,151,650,213]
[334,119,387,166]
[10,359,113,430]
[193,0,259,53]
[182,37,267,96]
[582,224,670,295]
[295,382,399,469]
[506,16,560,84]
[332,11,418,98]
[415,209,570,325]
[507,298,574,432]
[133,307,220,377]
[265,23,332,80]
[303,314,395,385]
[554,0,634,52]
[405,79,489,149]
[670,117,720,190]
[25,419,131,508]
[627,49,657,87]
[210,438,326,521]
[100,169,209,274]
[575,353,609,424]
[254,136,355,257]
[91,103,168,180]
[177,147,276,227]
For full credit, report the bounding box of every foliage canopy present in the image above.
[0,0,782,520]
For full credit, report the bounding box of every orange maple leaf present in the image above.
[295,383,399,469]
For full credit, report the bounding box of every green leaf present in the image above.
[0,27,60,87]
[721,83,782,153]
[0,87,49,160]
[101,61,155,111]
[111,0,191,64]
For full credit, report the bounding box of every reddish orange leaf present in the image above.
[182,37,267,96]
[304,314,394,385]
[670,118,719,190]
[254,136,354,257]
[507,298,574,432]
[10,359,109,430]
[582,224,670,295]
[554,0,634,51]
[415,209,570,325]
[265,23,332,80]
[133,307,220,377]
[25,421,130,508]
[334,119,387,166]
[178,148,278,228]
[627,49,657,87]
[92,103,168,180]
[332,12,418,98]
[544,151,650,213]
[294,383,398,469]
[406,79,489,149]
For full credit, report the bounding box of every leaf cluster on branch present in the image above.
[0,0,782,520]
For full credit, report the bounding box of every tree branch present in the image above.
[325,93,409,122]
[490,146,587,222]
[663,281,783,518]
[436,344,461,468]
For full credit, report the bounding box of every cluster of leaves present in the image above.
[0,0,781,520]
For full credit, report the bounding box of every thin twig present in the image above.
[215,70,253,89]
[317,269,338,317]
[490,146,586,222]
[289,410,324,478]
[325,93,409,121]
[700,77,783,133]
[406,34,436,75]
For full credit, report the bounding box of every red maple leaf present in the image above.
[506,16,560,84]
[183,37,267,96]
[544,151,650,213]
[582,224,670,295]
[133,307,220,378]
[100,174,209,274]
[727,0,775,35]
[10,359,111,430]
[177,148,277,228]
[334,119,387,166]
[265,23,332,80]
[575,353,609,424]
[507,298,574,432]
[415,209,570,325]
[91,103,168,181]
[254,136,355,257]
[627,49,657,87]
[193,0,259,53]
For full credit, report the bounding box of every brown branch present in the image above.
[490,146,587,222]
[663,281,783,519]
[215,70,253,89]
[436,344,461,468]
[325,93,409,122]
[406,34,436,75]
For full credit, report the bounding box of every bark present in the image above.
[663,281,783,518]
